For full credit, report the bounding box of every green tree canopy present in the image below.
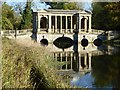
[92,2,120,31]
[92,2,112,30]
[63,2,80,10]
[2,2,14,30]
[2,2,22,30]
[20,1,32,29]
[105,2,120,30]
[2,16,13,30]
[46,2,80,10]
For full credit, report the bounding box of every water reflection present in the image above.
[92,54,120,89]
[53,51,92,72]
[45,41,120,89]
[81,35,88,47]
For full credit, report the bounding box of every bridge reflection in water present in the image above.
[42,33,119,88]
[53,52,92,72]
[45,40,119,88]
[45,43,104,84]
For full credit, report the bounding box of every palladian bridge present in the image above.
[32,9,104,43]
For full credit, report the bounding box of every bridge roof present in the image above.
[36,9,91,15]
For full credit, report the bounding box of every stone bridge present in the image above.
[1,9,108,43]
[32,9,106,43]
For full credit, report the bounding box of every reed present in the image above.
[2,38,70,88]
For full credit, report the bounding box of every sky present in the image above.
[3,0,92,12]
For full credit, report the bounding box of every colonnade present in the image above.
[53,52,92,71]
[37,12,92,34]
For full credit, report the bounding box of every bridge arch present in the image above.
[40,17,47,28]
[93,38,102,46]
[81,16,89,32]
[40,35,49,46]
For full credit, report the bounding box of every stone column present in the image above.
[66,53,67,70]
[79,53,81,71]
[74,24,76,29]
[71,16,73,33]
[60,53,62,62]
[55,16,57,33]
[55,53,57,61]
[88,53,92,70]
[48,15,51,33]
[60,53,63,70]
[60,16,62,33]
[84,54,87,68]
[89,16,92,32]
[78,15,82,33]
[66,16,68,33]
[52,25,54,33]
[38,14,40,32]
[71,53,73,70]
[77,15,79,30]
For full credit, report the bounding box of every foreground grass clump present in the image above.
[2,38,70,88]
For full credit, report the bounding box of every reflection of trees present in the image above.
[92,54,120,89]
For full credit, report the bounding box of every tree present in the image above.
[46,2,64,9]
[63,2,80,10]
[13,13,22,30]
[92,2,120,31]
[92,2,112,30]
[2,16,13,30]
[46,2,80,10]
[2,2,22,30]
[20,1,32,29]
[105,2,120,30]
[2,2,14,30]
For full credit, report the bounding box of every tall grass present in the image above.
[0,36,2,89]
[2,38,70,88]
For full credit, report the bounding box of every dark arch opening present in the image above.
[81,18,85,29]
[40,17,47,28]
[93,38,102,46]
[81,38,88,47]
[53,36,73,49]
[40,39,48,46]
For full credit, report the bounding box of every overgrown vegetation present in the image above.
[2,38,70,88]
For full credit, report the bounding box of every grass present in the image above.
[2,38,70,88]
[0,36,2,89]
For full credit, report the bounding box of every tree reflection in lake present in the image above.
[92,51,120,89]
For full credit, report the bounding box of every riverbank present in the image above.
[2,38,70,88]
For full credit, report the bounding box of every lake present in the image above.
[44,41,120,89]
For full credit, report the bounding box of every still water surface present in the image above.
[45,42,120,89]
